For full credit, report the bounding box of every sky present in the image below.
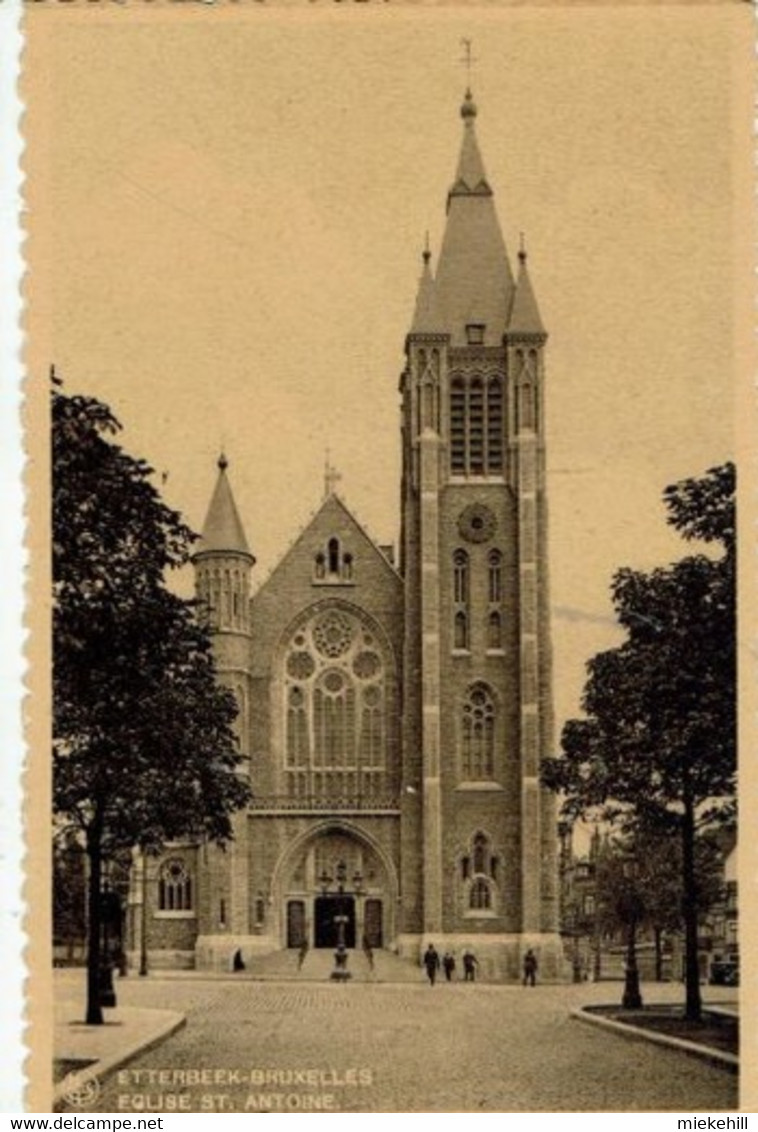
[26,4,747,736]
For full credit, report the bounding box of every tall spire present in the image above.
[196,453,253,559]
[434,91,515,346]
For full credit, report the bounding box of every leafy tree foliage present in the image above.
[53,380,251,1023]
[543,464,735,1019]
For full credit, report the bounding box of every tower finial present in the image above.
[519,231,527,264]
[218,451,228,472]
[324,448,342,498]
[459,39,478,120]
[423,230,431,265]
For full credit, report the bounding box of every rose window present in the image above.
[313,612,354,658]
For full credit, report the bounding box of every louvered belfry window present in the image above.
[449,373,504,476]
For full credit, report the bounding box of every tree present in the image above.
[592,828,723,983]
[542,464,735,1020]
[53,379,251,1024]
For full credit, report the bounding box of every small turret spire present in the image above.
[508,242,545,336]
[409,239,444,335]
[196,453,253,559]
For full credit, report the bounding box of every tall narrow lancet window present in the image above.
[453,549,469,605]
[328,538,340,576]
[453,549,470,651]
[488,550,502,603]
[450,378,466,473]
[468,378,485,475]
[487,550,503,650]
[487,378,503,472]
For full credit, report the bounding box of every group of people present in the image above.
[422,944,478,985]
[422,944,539,986]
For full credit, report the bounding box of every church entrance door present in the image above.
[314,896,356,949]
[363,899,383,948]
[286,900,306,949]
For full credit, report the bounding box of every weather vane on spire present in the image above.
[459,38,477,88]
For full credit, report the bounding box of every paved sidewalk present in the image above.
[54,993,185,1107]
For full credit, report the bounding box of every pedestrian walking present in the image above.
[523,948,538,987]
[442,951,456,982]
[462,948,478,982]
[423,943,441,985]
[232,948,245,972]
[298,938,309,969]
[362,933,374,972]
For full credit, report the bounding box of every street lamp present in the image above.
[617,858,644,1010]
[139,849,150,977]
[318,859,364,982]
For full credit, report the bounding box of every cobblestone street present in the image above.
[58,971,738,1113]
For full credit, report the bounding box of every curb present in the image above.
[570,1007,738,1073]
[55,1012,187,1108]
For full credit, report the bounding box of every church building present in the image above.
[132,89,564,980]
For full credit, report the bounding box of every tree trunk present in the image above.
[85,826,103,1025]
[682,780,702,1021]
[654,926,663,982]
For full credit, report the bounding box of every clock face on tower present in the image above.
[457,503,497,544]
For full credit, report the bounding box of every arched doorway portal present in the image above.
[273,823,397,950]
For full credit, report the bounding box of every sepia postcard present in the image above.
[11,0,755,1115]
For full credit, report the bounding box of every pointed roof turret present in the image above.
[409,242,445,336]
[508,243,546,336]
[434,91,516,346]
[196,453,254,560]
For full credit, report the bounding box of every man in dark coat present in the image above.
[462,949,478,982]
[423,943,441,985]
[523,948,538,986]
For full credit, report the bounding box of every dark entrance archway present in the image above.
[314,896,355,949]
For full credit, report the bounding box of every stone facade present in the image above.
[130,90,565,980]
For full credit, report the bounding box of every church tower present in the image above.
[400,90,562,977]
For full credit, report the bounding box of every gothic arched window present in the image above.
[453,550,470,652]
[450,378,466,474]
[328,538,340,575]
[488,550,502,603]
[468,378,485,475]
[470,877,492,911]
[461,684,496,779]
[487,378,503,472]
[453,550,469,605]
[158,858,193,912]
[283,608,389,800]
